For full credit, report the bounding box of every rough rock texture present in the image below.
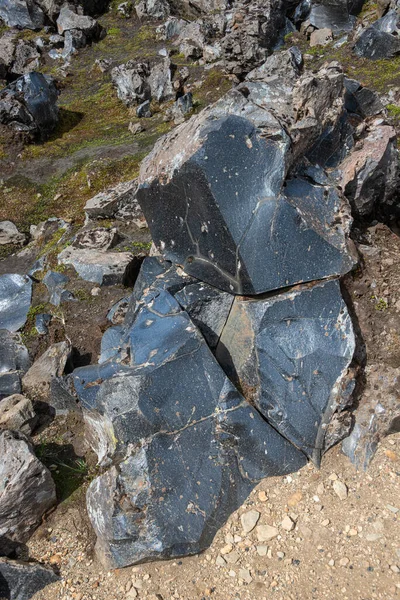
[342,365,400,470]
[57,246,134,285]
[84,180,146,225]
[0,558,59,600]
[0,0,45,30]
[73,288,306,567]
[0,274,32,333]
[344,78,384,118]
[0,72,59,140]
[111,61,151,106]
[135,0,171,20]
[0,222,25,246]
[0,430,56,556]
[0,394,37,435]
[136,55,355,295]
[354,9,400,59]
[73,227,118,251]
[0,331,29,401]
[43,270,75,306]
[22,341,71,403]
[308,0,365,32]
[217,279,356,465]
[338,122,399,218]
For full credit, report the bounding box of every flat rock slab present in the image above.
[0,330,29,400]
[0,430,56,556]
[0,274,32,332]
[58,246,133,285]
[137,105,355,295]
[217,279,356,464]
[84,180,146,225]
[22,341,71,405]
[0,558,59,600]
[73,289,306,567]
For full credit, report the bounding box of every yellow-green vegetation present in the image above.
[20,300,61,344]
[374,297,388,311]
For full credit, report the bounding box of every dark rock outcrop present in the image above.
[0,331,29,401]
[0,558,59,600]
[0,430,56,556]
[354,9,400,59]
[0,72,59,140]
[0,274,32,333]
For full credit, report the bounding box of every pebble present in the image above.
[238,568,252,584]
[225,551,240,565]
[287,492,302,507]
[256,525,279,542]
[258,491,268,502]
[321,519,330,527]
[332,480,348,500]
[390,565,400,573]
[91,287,101,296]
[221,544,233,555]
[216,555,226,567]
[281,516,295,532]
[126,588,137,599]
[339,557,350,567]
[256,545,269,556]
[241,509,260,534]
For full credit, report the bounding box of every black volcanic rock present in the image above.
[217,279,356,465]
[0,558,59,600]
[354,9,400,59]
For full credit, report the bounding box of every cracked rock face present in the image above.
[0,274,32,333]
[0,331,30,400]
[137,110,355,294]
[354,9,400,59]
[0,430,56,556]
[74,288,306,567]
[0,558,59,600]
[308,0,366,32]
[217,279,356,465]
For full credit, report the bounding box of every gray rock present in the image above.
[147,57,175,103]
[10,39,41,77]
[338,123,399,218]
[0,274,32,333]
[342,365,400,469]
[0,0,45,30]
[43,270,75,306]
[111,61,151,106]
[107,296,130,324]
[35,313,51,335]
[22,340,71,403]
[57,246,134,285]
[0,222,25,246]
[135,0,170,20]
[56,5,101,37]
[344,78,384,117]
[354,9,400,59]
[73,289,306,567]
[136,58,355,295]
[166,92,193,122]
[0,558,59,600]
[216,279,356,464]
[84,180,146,225]
[99,325,124,363]
[73,227,118,251]
[0,394,37,435]
[0,72,59,140]
[156,17,187,40]
[0,331,29,401]
[0,430,56,556]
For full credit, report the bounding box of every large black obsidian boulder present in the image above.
[354,9,400,59]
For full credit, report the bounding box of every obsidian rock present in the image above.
[354,10,400,59]
[0,330,29,400]
[0,274,32,333]
[0,559,58,600]
[217,279,356,465]
[137,116,355,295]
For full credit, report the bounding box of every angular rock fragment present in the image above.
[354,9,400,59]
[0,221,25,246]
[0,72,59,140]
[308,0,365,32]
[107,296,130,324]
[0,0,45,30]
[56,6,101,38]
[0,394,37,435]
[344,78,383,118]
[0,558,59,600]
[57,246,134,285]
[338,123,399,218]
[73,227,118,251]
[43,270,75,306]
[0,430,56,556]
[0,331,29,400]
[0,274,32,332]
[22,340,71,402]
[111,61,151,106]
[342,365,400,469]
[84,180,146,225]
[217,279,356,464]
[74,289,306,567]
[147,57,175,103]
[35,313,51,334]
[135,0,171,20]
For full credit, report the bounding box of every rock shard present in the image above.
[0,274,32,332]
[0,558,59,600]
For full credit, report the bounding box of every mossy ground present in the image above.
[0,10,230,232]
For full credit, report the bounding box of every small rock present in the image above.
[310,27,333,47]
[238,568,252,584]
[256,545,269,556]
[0,221,25,246]
[241,509,260,534]
[332,480,348,500]
[258,490,268,502]
[339,557,350,567]
[256,525,279,542]
[287,491,303,507]
[281,516,295,532]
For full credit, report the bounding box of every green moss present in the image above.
[107,26,122,35]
